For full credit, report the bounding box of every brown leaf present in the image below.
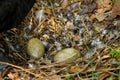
[111,1,120,18]
[99,72,110,80]
[70,66,84,73]
[96,0,112,13]
[8,72,20,80]
[61,0,69,8]
[95,13,107,21]
[73,34,80,41]
[0,72,3,80]
[45,7,52,15]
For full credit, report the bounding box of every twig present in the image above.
[61,58,95,77]
[0,62,48,79]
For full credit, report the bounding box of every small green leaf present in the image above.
[111,48,120,58]
[106,76,114,80]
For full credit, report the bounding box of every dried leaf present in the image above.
[8,72,20,80]
[0,72,2,80]
[95,13,107,21]
[99,72,110,80]
[70,66,83,73]
[61,0,69,8]
[96,0,112,13]
[73,34,80,41]
[111,0,120,18]
[45,7,52,15]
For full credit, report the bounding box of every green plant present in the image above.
[111,48,120,59]
[65,72,73,80]
[106,76,114,80]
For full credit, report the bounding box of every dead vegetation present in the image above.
[0,0,120,80]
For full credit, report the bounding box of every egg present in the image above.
[54,48,80,63]
[27,38,45,59]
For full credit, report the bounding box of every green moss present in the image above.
[111,48,120,59]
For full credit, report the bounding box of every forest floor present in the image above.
[1,0,120,80]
